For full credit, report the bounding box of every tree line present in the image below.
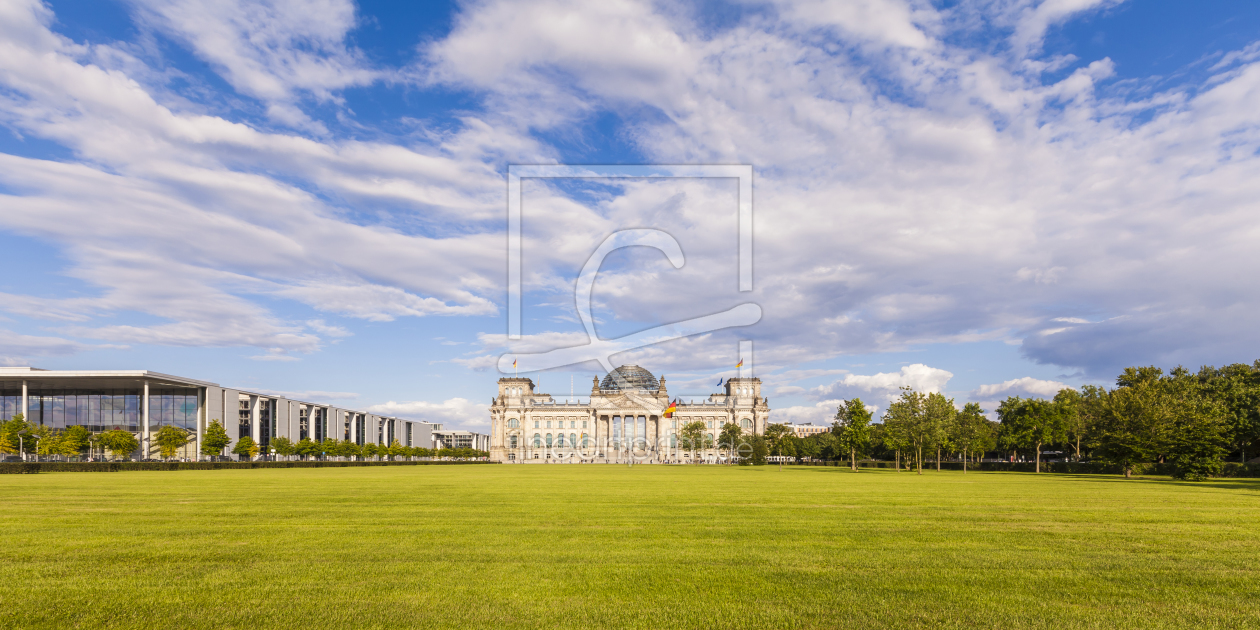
[0,416,488,462]
[760,361,1260,481]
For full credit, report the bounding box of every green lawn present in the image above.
[2,465,1258,629]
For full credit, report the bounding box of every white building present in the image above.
[0,366,435,460]
[488,365,771,463]
[777,422,831,439]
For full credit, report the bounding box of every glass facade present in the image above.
[238,397,251,439]
[0,387,195,433]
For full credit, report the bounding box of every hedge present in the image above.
[0,460,498,474]
[791,460,1259,477]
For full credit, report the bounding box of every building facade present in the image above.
[0,367,434,460]
[488,365,770,463]
[433,430,490,451]
[779,422,831,438]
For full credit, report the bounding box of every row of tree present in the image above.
[754,361,1260,481]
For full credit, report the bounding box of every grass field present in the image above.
[2,465,1259,629]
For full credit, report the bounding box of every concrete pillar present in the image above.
[196,387,206,461]
[20,380,28,422]
[142,380,150,459]
[250,396,260,457]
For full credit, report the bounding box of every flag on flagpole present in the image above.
[735,358,744,368]
[512,358,517,368]
[716,377,723,387]
[663,399,677,418]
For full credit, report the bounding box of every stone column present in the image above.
[20,380,27,421]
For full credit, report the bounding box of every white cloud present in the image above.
[0,329,118,366]
[972,376,1067,399]
[128,0,379,129]
[814,364,954,400]
[774,400,842,426]
[367,397,487,430]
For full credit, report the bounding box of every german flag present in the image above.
[663,399,677,418]
[735,358,744,368]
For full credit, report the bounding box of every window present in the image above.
[509,436,518,449]
[557,434,565,447]
[741,418,752,429]
[508,418,519,428]
[533,433,541,447]
[546,433,553,447]
[570,433,577,447]
[546,421,552,428]
[534,420,539,428]
[582,420,588,429]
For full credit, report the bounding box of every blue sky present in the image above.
[2,0,1260,429]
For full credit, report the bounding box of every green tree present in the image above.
[154,425,190,460]
[294,437,317,459]
[680,420,706,463]
[0,431,15,456]
[33,425,58,457]
[833,398,873,471]
[61,425,92,458]
[884,387,935,474]
[202,419,232,459]
[1194,362,1260,464]
[232,435,259,460]
[1095,367,1171,478]
[951,403,991,473]
[271,436,296,458]
[997,397,1066,473]
[763,423,792,470]
[0,414,30,457]
[748,434,769,465]
[100,430,139,460]
[363,442,380,458]
[340,439,361,459]
[320,437,339,458]
[924,393,956,471]
[719,422,743,465]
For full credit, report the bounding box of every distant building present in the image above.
[776,422,830,439]
[488,364,771,463]
[433,430,489,451]
[0,366,435,460]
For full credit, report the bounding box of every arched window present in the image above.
[546,433,553,447]
[556,434,565,447]
[741,418,752,429]
[532,433,541,447]
[508,418,519,428]
[509,436,518,449]
[570,433,577,447]
[581,434,589,448]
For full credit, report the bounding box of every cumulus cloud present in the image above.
[812,364,954,402]
[367,398,487,430]
[971,376,1067,399]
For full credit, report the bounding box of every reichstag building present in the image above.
[488,365,770,463]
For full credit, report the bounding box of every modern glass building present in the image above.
[0,367,435,460]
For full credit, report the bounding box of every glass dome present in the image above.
[600,365,659,392]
